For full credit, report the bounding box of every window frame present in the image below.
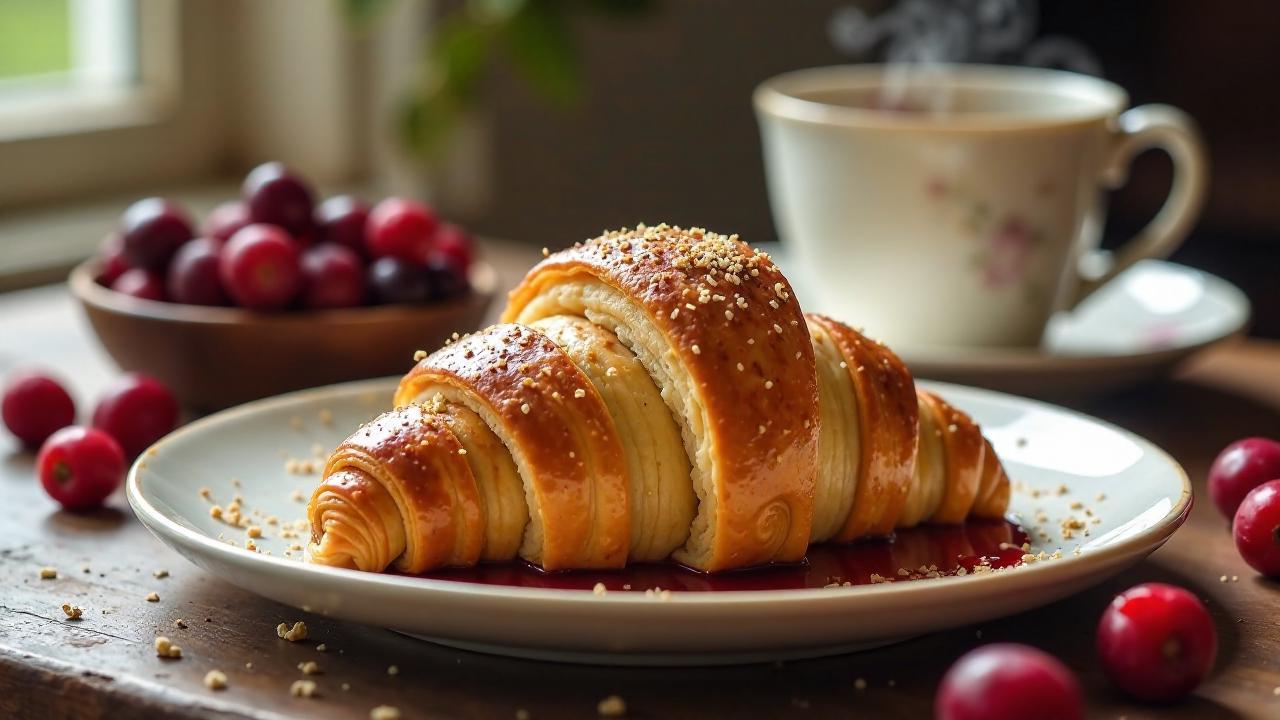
[0,0,201,210]
[0,0,179,143]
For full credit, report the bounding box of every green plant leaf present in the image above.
[399,88,463,160]
[501,0,581,106]
[433,16,494,100]
[579,0,654,16]
[472,0,527,23]
[342,0,394,26]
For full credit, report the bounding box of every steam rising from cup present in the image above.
[827,0,1102,113]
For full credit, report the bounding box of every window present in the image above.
[0,0,378,287]
[0,0,172,140]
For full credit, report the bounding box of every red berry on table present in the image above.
[202,200,252,244]
[97,233,130,287]
[92,373,179,458]
[242,162,315,237]
[366,197,438,264]
[219,224,303,311]
[111,268,167,302]
[2,372,76,449]
[301,244,366,310]
[1096,582,1217,702]
[936,643,1082,720]
[37,426,125,511]
[168,238,228,306]
[1208,437,1280,520]
[1233,480,1280,576]
[368,256,428,304]
[430,223,474,273]
[119,197,193,271]
[425,254,470,300]
[315,195,370,256]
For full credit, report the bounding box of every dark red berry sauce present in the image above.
[409,519,1029,592]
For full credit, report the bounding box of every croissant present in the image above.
[308,224,1009,574]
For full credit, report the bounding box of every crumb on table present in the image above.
[277,621,308,642]
[597,695,626,717]
[203,670,227,690]
[154,636,182,659]
[289,679,317,698]
[39,567,56,579]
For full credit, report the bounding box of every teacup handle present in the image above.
[1071,104,1208,306]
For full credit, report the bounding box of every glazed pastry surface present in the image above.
[307,224,1010,574]
[503,226,819,570]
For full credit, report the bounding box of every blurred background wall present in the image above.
[0,0,1277,333]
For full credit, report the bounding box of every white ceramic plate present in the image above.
[128,378,1190,666]
[768,244,1250,399]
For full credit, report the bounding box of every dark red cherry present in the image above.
[112,268,167,301]
[219,224,302,311]
[242,162,315,237]
[167,238,228,306]
[301,243,367,309]
[119,198,193,271]
[315,195,370,256]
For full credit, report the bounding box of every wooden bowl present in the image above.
[70,260,497,412]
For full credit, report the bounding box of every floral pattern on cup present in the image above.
[926,176,1048,296]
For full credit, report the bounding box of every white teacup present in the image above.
[754,64,1207,350]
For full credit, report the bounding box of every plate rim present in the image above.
[127,377,1192,606]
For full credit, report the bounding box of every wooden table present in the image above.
[2,267,1279,719]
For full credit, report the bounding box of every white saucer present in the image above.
[127,377,1190,665]
[766,246,1250,399]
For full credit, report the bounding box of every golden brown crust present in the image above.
[396,323,631,570]
[971,437,1011,519]
[919,390,984,524]
[503,225,818,569]
[433,405,528,562]
[315,404,483,572]
[806,314,919,540]
[306,468,404,572]
[307,224,1013,577]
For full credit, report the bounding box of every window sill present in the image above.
[0,84,178,144]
